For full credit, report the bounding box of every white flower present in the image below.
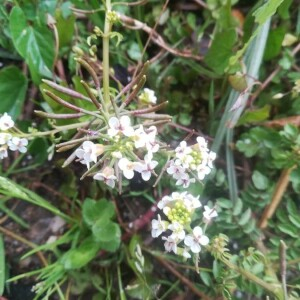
[132,125,147,148]
[175,141,192,159]
[203,206,218,222]
[168,222,186,240]
[184,193,201,210]
[145,126,159,153]
[196,136,208,152]
[175,173,196,188]
[93,167,117,188]
[139,88,157,105]
[0,145,8,159]
[75,141,97,169]
[0,113,14,131]
[107,116,134,137]
[134,153,158,181]
[207,151,216,168]
[151,214,168,238]
[7,137,28,153]
[157,195,173,210]
[162,235,178,254]
[118,157,137,179]
[184,226,209,253]
[197,163,211,180]
[0,133,12,145]
[182,248,191,259]
[167,160,185,179]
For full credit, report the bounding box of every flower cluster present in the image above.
[167,137,216,188]
[74,115,160,188]
[151,192,217,258]
[0,113,29,160]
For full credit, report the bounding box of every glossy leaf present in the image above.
[9,6,55,83]
[0,66,28,118]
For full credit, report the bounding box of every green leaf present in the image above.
[9,6,55,83]
[0,66,28,118]
[127,42,142,61]
[252,171,269,190]
[82,198,115,227]
[217,198,233,209]
[92,219,121,243]
[61,237,101,270]
[200,271,212,286]
[253,0,284,25]
[263,26,285,60]
[237,105,270,126]
[238,208,252,226]
[56,9,75,48]
[204,28,237,74]
[278,223,298,238]
[232,198,243,216]
[0,235,4,295]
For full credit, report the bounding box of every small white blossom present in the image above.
[184,226,209,253]
[93,167,117,188]
[132,125,147,148]
[175,173,196,188]
[0,133,12,145]
[207,151,216,168]
[175,141,192,159]
[134,153,158,181]
[197,164,211,180]
[167,160,185,179]
[75,141,98,169]
[196,136,208,152]
[0,113,14,131]
[151,214,168,238]
[182,248,191,259]
[139,88,157,105]
[107,116,134,137]
[203,206,218,222]
[168,222,186,240]
[0,145,8,159]
[7,137,28,153]
[162,235,178,254]
[118,157,136,179]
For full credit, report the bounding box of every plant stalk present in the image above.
[103,0,112,107]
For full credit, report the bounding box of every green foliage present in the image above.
[0,66,28,118]
[9,6,55,83]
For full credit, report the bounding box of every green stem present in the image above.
[221,257,284,300]
[103,0,112,108]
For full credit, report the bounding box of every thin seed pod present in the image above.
[123,75,146,106]
[42,79,91,102]
[130,101,168,115]
[44,90,82,112]
[135,113,172,120]
[122,61,149,95]
[57,145,79,152]
[34,110,84,119]
[80,80,102,110]
[75,58,100,88]
[115,61,149,103]
[143,119,172,127]
[62,151,77,168]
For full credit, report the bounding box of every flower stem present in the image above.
[103,0,112,108]
[221,257,284,300]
